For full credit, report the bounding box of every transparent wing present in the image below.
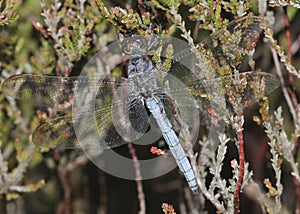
[1,16,277,149]
[172,16,263,80]
[160,71,279,125]
[1,74,85,109]
[32,104,127,149]
[2,74,150,149]
[165,16,277,123]
[200,16,263,71]
[2,70,278,149]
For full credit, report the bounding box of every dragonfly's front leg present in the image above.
[145,97,199,195]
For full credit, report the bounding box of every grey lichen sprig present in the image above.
[264,107,300,184]
[169,7,212,80]
[269,0,300,8]
[264,118,284,211]
[243,180,291,214]
[262,105,300,213]
[260,18,300,78]
[192,134,239,212]
[96,0,154,36]
[36,0,100,73]
[208,133,233,212]
[175,0,251,31]
[29,39,56,75]
[0,0,18,26]
[0,141,45,200]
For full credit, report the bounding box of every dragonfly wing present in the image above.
[1,74,120,109]
[32,102,129,149]
[1,74,81,109]
[33,77,152,149]
[109,85,149,142]
[156,70,279,165]
[172,16,263,82]
[200,71,280,109]
[157,71,279,126]
[166,16,277,123]
[2,74,150,149]
[200,16,262,72]
[33,113,78,148]
[73,77,149,146]
[155,71,200,126]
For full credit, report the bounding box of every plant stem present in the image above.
[0,194,7,214]
[283,7,298,111]
[53,150,72,214]
[293,139,300,214]
[127,142,146,214]
[234,118,245,214]
[283,8,300,213]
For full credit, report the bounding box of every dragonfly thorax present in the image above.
[127,55,158,98]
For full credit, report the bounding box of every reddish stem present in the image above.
[294,176,300,214]
[293,138,300,214]
[283,7,298,110]
[234,120,245,214]
[66,67,72,77]
[137,0,145,17]
[284,8,300,213]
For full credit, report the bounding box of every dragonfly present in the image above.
[1,16,279,195]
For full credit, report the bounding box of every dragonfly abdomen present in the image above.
[145,97,199,195]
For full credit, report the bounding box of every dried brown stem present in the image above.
[0,194,7,214]
[53,150,72,214]
[57,165,72,214]
[271,47,297,123]
[127,142,146,214]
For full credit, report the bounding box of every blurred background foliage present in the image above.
[0,0,299,213]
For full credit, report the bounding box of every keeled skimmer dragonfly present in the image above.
[1,16,279,195]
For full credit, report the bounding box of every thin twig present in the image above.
[188,149,225,212]
[0,194,7,214]
[271,48,297,123]
[98,169,107,214]
[127,142,146,214]
[53,150,72,214]
[57,165,72,214]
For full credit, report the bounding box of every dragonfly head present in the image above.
[121,35,147,56]
[120,34,159,58]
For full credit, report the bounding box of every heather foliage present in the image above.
[0,0,299,213]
